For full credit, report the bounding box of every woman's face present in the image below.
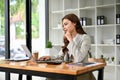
[62,19,76,33]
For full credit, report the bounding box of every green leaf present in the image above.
[46,40,53,48]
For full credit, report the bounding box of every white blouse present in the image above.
[52,34,91,63]
[67,34,91,63]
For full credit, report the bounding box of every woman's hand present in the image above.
[64,31,73,42]
[38,56,51,61]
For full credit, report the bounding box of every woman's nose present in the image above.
[63,27,65,30]
[63,28,67,31]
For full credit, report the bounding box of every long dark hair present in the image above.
[62,13,86,54]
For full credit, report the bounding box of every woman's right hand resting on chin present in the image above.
[38,56,51,61]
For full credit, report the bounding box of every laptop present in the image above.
[21,45,32,58]
[6,45,32,61]
[7,45,65,64]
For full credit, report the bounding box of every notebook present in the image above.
[67,62,95,66]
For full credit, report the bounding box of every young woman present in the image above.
[39,13,96,80]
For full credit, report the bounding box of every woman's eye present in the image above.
[64,23,68,26]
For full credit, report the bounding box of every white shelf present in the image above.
[51,10,64,14]
[96,24,115,27]
[116,3,120,5]
[116,24,120,26]
[91,44,96,46]
[82,25,95,28]
[79,7,95,10]
[107,63,116,67]
[116,65,120,67]
[96,4,115,8]
[64,9,78,12]
[116,44,120,46]
[49,0,120,80]
[97,44,115,46]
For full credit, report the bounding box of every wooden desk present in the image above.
[0,60,106,80]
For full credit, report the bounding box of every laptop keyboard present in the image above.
[36,59,63,65]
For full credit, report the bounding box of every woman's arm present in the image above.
[67,34,91,63]
[39,49,64,60]
[50,49,64,59]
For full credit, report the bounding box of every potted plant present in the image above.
[88,53,106,64]
[98,54,106,63]
[46,40,53,48]
[88,51,96,62]
[45,40,53,55]
[100,55,104,59]
[111,56,115,64]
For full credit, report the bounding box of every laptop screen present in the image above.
[21,45,32,58]
[5,45,33,61]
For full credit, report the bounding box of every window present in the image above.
[31,0,40,52]
[31,0,46,56]
[0,0,5,58]
[10,0,26,58]
[0,0,47,59]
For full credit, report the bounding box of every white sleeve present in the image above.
[51,49,64,59]
[67,35,91,62]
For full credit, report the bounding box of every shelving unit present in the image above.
[49,0,120,80]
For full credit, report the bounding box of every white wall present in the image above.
[38,0,46,57]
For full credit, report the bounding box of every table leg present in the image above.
[27,75,32,80]
[98,68,104,80]
[18,74,23,80]
[5,72,10,80]
[70,76,77,80]
[73,76,77,80]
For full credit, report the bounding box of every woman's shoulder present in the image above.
[78,34,90,39]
